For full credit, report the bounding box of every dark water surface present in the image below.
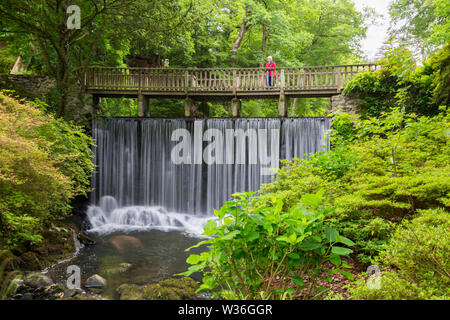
[46,230,205,298]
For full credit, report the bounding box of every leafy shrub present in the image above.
[0,92,93,249]
[348,208,450,299]
[344,45,449,117]
[180,191,354,300]
[261,108,450,263]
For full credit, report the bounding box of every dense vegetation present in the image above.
[0,92,93,250]
[0,0,374,119]
[182,36,449,299]
[0,0,448,301]
[184,105,449,299]
[344,43,450,117]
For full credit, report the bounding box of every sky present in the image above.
[353,0,393,61]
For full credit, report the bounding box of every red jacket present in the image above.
[265,61,276,76]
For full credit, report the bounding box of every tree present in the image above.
[389,0,450,60]
[0,0,134,117]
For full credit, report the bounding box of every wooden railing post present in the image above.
[138,69,142,93]
[280,69,285,91]
[233,70,238,95]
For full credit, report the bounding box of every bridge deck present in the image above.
[84,64,379,100]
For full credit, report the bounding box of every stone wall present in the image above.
[0,74,56,99]
[330,93,361,115]
[0,74,93,121]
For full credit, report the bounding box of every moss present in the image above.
[11,222,77,271]
[117,277,199,300]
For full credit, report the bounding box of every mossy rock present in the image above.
[12,222,77,271]
[117,277,199,300]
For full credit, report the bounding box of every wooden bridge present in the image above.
[84,64,380,117]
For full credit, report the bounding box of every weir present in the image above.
[87,117,331,233]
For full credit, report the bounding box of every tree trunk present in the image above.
[260,23,268,67]
[231,9,248,65]
[290,98,298,117]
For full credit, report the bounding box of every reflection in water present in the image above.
[46,230,205,298]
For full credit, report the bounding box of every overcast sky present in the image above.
[353,0,393,61]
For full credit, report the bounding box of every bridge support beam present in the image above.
[278,93,288,117]
[184,97,193,117]
[138,94,149,117]
[92,95,100,115]
[231,98,241,117]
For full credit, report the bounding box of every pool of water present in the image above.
[45,230,206,299]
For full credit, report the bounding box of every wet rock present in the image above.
[24,272,53,288]
[63,288,84,298]
[87,288,103,294]
[22,293,33,300]
[85,274,107,288]
[107,235,143,254]
[77,232,96,246]
[100,262,132,276]
[117,277,199,300]
[7,277,24,296]
[116,284,144,300]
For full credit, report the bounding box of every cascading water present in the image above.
[87,117,331,235]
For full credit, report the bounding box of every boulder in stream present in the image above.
[85,274,107,288]
[23,272,53,288]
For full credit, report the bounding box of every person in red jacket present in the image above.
[265,56,276,87]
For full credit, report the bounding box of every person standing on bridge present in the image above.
[265,56,276,88]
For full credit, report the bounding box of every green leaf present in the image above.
[223,217,233,225]
[325,226,339,242]
[329,254,341,266]
[298,241,323,251]
[331,268,354,281]
[331,246,353,256]
[336,235,355,246]
[276,235,290,243]
[247,231,260,241]
[185,240,211,252]
[203,219,217,236]
[274,197,284,215]
[186,254,201,265]
[288,252,300,260]
[221,230,240,240]
[291,276,305,288]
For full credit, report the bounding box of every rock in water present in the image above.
[85,274,107,288]
[116,277,199,300]
[24,272,53,288]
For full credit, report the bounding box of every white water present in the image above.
[86,196,211,237]
[88,118,331,235]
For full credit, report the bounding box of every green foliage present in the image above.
[180,191,354,300]
[261,108,450,263]
[389,0,449,57]
[348,208,449,299]
[0,0,372,119]
[0,250,21,300]
[0,92,93,249]
[430,43,450,107]
[344,45,449,117]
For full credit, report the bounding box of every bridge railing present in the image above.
[84,64,380,93]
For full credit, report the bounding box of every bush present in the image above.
[344,45,449,117]
[260,108,450,263]
[348,208,450,299]
[0,92,93,249]
[180,191,354,300]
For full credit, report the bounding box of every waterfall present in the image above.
[87,117,331,235]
